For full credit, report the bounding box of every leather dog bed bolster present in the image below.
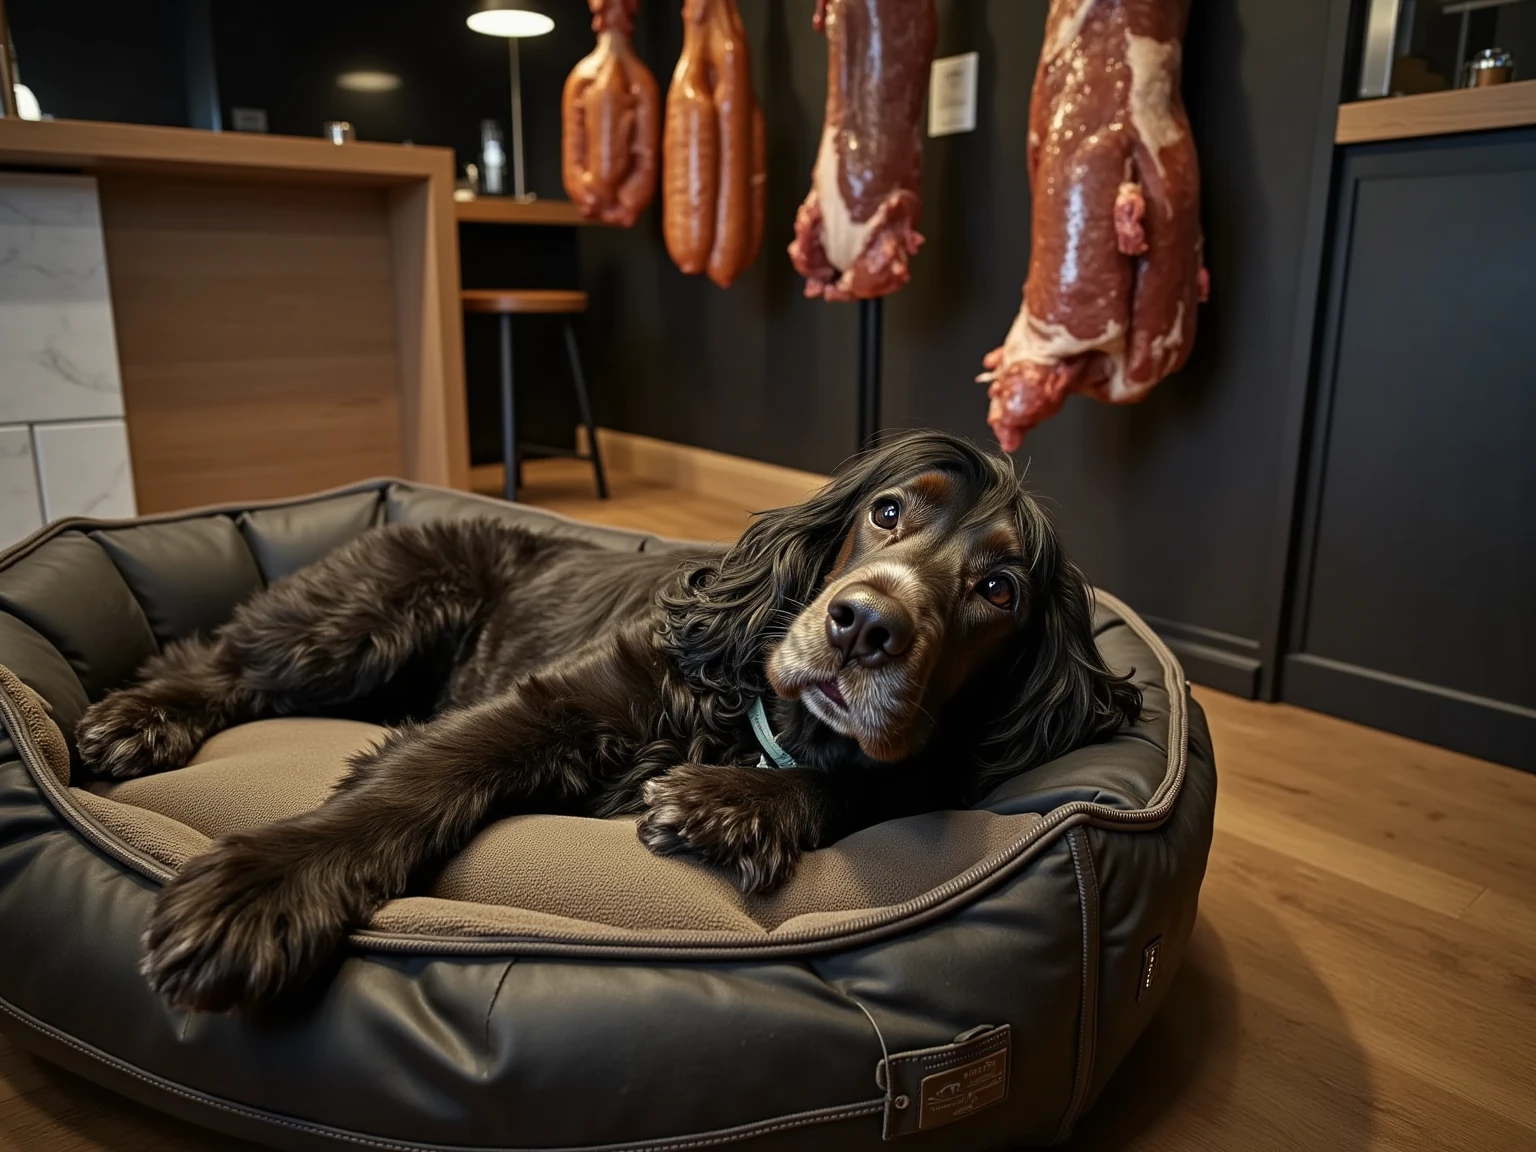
[0,479,1216,1151]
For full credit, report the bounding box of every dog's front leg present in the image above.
[637,765,842,895]
[141,656,635,1013]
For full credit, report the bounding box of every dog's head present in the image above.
[668,430,1140,785]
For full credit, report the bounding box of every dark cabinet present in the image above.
[1283,129,1536,770]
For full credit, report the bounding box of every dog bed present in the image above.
[0,480,1216,1151]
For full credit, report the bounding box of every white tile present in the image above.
[32,418,137,521]
[0,424,43,546]
[0,173,125,424]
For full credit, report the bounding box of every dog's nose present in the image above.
[825,587,914,667]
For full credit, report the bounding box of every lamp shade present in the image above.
[467,0,554,37]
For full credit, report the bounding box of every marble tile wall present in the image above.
[32,419,137,521]
[0,173,136,546]
[0,425,42,545]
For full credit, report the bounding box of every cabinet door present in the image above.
[1284,130,1536,771]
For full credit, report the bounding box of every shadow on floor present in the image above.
[1064,907,1375,1150]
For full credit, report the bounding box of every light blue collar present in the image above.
[749,697,798,769]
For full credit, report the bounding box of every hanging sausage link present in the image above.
[662,0,766,289]
[562,0,661,228]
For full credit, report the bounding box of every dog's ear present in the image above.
[973,505,1142,794]
[660,460,874,693]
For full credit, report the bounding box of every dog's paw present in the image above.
[637,764,804,896]
[77,689,204,780]
[142,836,351,1013]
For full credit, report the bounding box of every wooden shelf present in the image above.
[0,116,453,183]
[454,197,598,226]
[1337,79,1536,144]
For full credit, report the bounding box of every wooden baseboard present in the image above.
[575,427,828,510]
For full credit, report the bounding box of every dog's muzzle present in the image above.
[824,584,914,668]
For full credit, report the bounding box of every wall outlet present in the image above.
[929,52,979,137]
[230,107,269,133]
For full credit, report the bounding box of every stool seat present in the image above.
[462,289,589,315]
[462,287,607,503]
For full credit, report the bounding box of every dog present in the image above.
[76,430,1140,1013]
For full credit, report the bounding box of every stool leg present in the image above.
[563,318,608,499]
[499,312,518,502]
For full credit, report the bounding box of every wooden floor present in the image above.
[2,459,1532,1151]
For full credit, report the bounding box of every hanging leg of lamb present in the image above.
[562,0,661,228]
[662,0,767,289]
[980,0,1209,451]
[788,0,938,301]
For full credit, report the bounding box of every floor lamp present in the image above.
[467,0,556,201]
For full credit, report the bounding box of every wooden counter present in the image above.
[1337,79,1536,144]
[0,118,469,510]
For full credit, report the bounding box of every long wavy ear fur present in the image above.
[659,456,872,703]
[659,431,1007,706]
[973,498,1143,794]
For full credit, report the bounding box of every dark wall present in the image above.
[578,0,1347,695]
[7,0,188,126]
[208,0,593,188]
[8,0,1353,699]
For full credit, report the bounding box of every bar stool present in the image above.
[461,289,608,501]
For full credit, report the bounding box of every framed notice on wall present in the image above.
[929,52,979,137]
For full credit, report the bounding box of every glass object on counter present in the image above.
[323,120,355,144]
[480,119,506,196]
[1357,0,1530,98]
[1461,47,1516,86]
[455,162,480,202]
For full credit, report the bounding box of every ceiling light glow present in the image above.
[337,70,402,93]
[466,10,554,37]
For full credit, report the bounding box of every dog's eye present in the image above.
[870,499,901,531]
[977,574,1017,610]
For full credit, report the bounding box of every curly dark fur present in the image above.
[76,430,1139,1013]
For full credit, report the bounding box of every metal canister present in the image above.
[1461,48,1515,89]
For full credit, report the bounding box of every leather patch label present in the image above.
[918,1044,1009,1129]
[879,1024,1011,1139]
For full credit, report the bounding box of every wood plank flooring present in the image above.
[2,458,1532,1151]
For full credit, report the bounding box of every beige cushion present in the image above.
[72,718,1040,938]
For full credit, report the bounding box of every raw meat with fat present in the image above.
[788,0,938,301]
[562,0,661,228]
[981,0,1208,451]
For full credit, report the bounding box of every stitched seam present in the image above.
[1057,831,1091,1142]
[0,479,388,571]
[0,990,881,1152]
[1056,829,1100,1143]
[0,681,173,880]
[1076,832,1101,1126]
[891,1042,1007,1075]
[0,477,646,574]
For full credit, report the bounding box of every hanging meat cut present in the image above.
[981,0,1208,451]
[662,0,766,288]
[562,0,661,227]
[788,0,938,301]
